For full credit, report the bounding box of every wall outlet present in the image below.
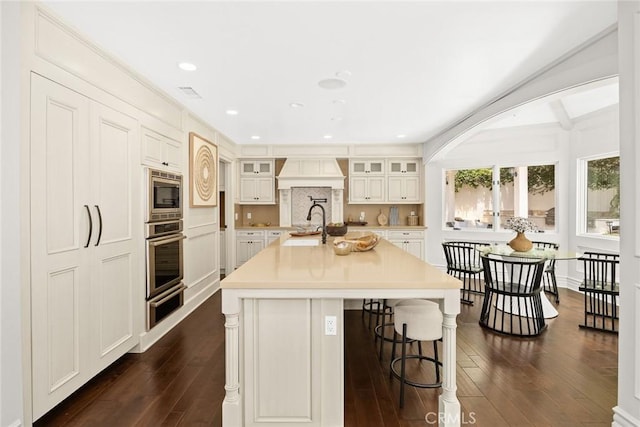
[247,212,252,220]
[325,315,337,336]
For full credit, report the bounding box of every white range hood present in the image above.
[276,158,345,226]
[276,158,345,190]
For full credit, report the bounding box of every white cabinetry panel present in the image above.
[30,74,141,420]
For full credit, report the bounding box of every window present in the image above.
[583,156,619,236]
[444,164,556,232]
[444,168,493,229]
[499,165,556,232]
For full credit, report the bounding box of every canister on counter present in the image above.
[407,211,419,226]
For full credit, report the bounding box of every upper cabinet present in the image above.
[350,160,385,175]
[141,127,182,171]
[349,158,422,204]
[239,159,275,204]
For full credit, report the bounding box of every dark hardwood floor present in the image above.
[35,288,617,426]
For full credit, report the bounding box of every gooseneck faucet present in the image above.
[306,196,327,244]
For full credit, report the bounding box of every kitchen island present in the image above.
[221,234,462,427]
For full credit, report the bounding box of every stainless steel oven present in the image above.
[146,220,184,299]
[147,168,183,222]
[148,282,186,329]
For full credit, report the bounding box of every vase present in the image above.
[508,232,533,252]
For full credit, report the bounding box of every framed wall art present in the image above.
[189,132,218,207]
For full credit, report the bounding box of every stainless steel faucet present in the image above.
[306,196,327,244]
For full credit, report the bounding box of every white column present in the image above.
[278,189,291,227]
[614,2,640,426]
[331,189,343,223]
[222,292,242,426]
[439,290,461,427]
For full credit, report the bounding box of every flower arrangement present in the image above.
[505,217,538,233]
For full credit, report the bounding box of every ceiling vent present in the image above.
[178,86,202,99]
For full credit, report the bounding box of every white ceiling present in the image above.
[42,1,618,145]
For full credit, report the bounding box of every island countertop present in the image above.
[221,234,461,290]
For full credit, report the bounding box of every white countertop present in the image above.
[222,234,461,290]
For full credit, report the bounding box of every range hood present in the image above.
[276,158,345,190]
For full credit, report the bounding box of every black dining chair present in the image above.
[479,253,547,336]
[531,241,560,303]
[578,251,620,333]
[442,241,488,305]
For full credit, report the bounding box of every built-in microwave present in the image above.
[147,168,183,222]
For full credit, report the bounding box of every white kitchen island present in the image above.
[221,234,462,427]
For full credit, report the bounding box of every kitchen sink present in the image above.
[281,239,320,247]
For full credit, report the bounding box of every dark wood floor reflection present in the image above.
[36,289,617,426]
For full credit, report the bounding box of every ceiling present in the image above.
[41,1,618,146]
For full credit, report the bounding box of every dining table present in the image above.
[478,243,581,319]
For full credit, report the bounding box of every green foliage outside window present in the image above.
[454,165,555,194]
[587,156,620,215]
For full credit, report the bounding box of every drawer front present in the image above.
[237,230,266,238]
[387,230,424,240]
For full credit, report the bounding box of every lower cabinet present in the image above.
[387,230,425,260]
[236,230,266,267]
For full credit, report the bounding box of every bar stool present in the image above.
[390,300,443,408]
[375,299,430,360]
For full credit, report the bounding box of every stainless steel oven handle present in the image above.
[148,233,186,246]
[150,284,186,307]
[94,205,103,246]
[84,205,92,248]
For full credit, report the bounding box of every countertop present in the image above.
[221,234,460,290]
[235,225,428,230]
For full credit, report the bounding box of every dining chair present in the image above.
[578,251,620,333]
[442,241,488,305]
[479,253,547,336]
[531,241,560,303]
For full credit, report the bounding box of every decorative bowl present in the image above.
[326,224,348,236]
[333,240,352,256]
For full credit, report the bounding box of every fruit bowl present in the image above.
[326,223,348,236]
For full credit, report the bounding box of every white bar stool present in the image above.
[390,300,443,408]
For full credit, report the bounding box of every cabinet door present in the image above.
[388,176,421,203]
[388,160,419,175]
[254,177,274,203]
[236,240,252,267]
[164,138,182,170]
[249,240,265,257]
[89,102,140,371]
[30,75,93,419]
[404,240,424,260]
[349,177,368,203]
[220,230,226,272]
[367,176,386,202]
[240,178,258,202]
[141,127,181,171]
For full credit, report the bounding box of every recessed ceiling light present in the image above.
[289,102,305,108]
[397,134,407,138]
[323,135,333,139]
[178,62,197,71]
[318,78,346,90]
[226,109,239,115]
[251,135,261,140]
[333,99,347,105]
[335,70,352,79]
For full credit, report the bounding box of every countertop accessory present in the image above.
[289,230,322,237]
[377,210,388,226]
[333,240,352,256]
[407,213,419,226]
[346,221,368,226]
[326,223,348,236]
[334,232,381,252]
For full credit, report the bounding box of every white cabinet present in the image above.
[387,230,424,260]
[267,230,284,245]
[349,176,386,203]
[349,158,421,204]
[239,160,275,204]
[236,230,266,267]
[388,176,421,203]
[141,126,181,171]
[30,75,141,419]
[350,159,385,175]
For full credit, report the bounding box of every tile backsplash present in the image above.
[291,187,332,227]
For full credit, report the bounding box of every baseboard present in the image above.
[7,420,22,427]
[134,281,218,352]
[613,406,640,427]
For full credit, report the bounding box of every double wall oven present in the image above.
[146,168,185,329]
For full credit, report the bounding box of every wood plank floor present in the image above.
[35,288,617,426]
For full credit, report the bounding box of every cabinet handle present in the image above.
[84,205,92,248]
[150,284,186,307]
[94,205,103,246]
[162,161,169,166]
